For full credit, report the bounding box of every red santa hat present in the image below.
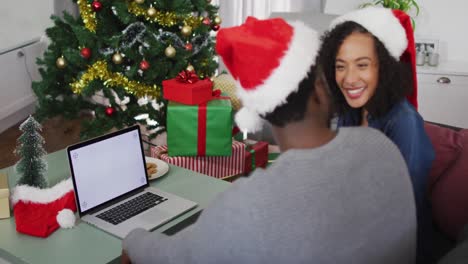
[11,178,77,238]
[216,17,320,132]
[329,7,418,109]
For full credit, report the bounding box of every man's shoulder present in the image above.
[339,126,394,144]
[337,127,406,164]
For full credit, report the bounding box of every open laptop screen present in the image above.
[68,126,148,215]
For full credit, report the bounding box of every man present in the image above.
[122,17,416,263]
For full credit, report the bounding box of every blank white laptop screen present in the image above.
[69,129,147,212]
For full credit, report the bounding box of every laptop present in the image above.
[67,125,197,239]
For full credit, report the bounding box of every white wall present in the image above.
[0,0,53,53]
[323,0,468,63]
[414,0,468,63]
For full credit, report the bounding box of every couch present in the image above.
[425,122,468,241]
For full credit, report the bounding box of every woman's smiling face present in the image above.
[335,32,379,109]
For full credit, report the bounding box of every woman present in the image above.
[317,7,435,263]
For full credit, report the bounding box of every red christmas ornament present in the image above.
[139,60,150,70]
[80,47,92,59]
[184,43,193,51]
[92,1,103,12]
[202,17,211,26]
[105,106,115,116]
[212,24,220,31]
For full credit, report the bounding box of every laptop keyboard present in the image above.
[96,192,167,225]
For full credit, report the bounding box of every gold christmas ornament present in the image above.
[134,0,144,4]
[112,52,123,64]
[56,57,67,69]
[214,16,222,25]
[181,25,192,37]
[164,45,176,58]
[147,6,157,17]
[70,60,161,98]
[186,64,195,72]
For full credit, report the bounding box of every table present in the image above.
[0,149,231,264]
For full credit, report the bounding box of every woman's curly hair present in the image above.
[317,21,413,118]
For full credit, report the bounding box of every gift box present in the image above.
[167,97,232,156]
[0,173,10,219]
[243,140,269,175]
[162,70,213,105]
[151,141,245,179]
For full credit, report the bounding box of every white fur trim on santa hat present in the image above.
[235,107,264,133]
[235,21,319,130]
[11,178,74,205]
[57,208,76,228]
[329,7,407,59]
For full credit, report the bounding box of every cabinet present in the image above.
[417,62,468,129]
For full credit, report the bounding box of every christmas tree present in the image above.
[15,116,48,188]
[32,0,220,139]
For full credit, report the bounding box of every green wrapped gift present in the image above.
[167,98,232,156]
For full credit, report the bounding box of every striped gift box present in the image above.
[150,141,246,179]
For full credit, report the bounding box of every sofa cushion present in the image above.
[424,123,462,193]
[430,128,468,240]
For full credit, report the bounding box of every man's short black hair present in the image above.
[317,21,412,118]
[263,65,317,127]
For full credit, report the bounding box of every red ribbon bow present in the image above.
[212,89,222,97]
[176,70,199,84]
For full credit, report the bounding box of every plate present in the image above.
[145,156,169,180]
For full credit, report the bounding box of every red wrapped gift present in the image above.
[243,140,269,175]
[151,141,246,179]
[162,70,213,105]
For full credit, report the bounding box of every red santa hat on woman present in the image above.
[329,7,418,109]
[11,178,77,238]
[216,17,320,132]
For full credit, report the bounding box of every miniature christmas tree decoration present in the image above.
[12,116,78,237]
[15,116,48,189]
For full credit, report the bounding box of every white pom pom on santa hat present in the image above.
[235,107,264,133]
[57,209,76,229]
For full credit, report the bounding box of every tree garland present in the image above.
[77,0,97,33]
[127,2,201,28]
[70,60,161,98]
[77,0,202,33]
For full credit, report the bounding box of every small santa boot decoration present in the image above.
[11,178,77,238]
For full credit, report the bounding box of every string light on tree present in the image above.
[181,25,192,37]
[105,106,115,116]
[80,47,92,59]
[92,0,103,12]
[164,45,176,58]
[134,0,144,4]
[112,52,123,64]
[139,59,150,71]
[56,56,67,69]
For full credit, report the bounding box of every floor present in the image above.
[0,116,83,169]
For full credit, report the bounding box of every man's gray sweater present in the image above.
[123,127,416,263]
